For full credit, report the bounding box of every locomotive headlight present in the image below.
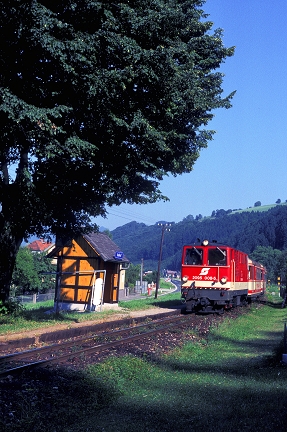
[182,275,188,282]
[202,239,209,246]
[220,277,227,284]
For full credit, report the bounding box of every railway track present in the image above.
[0,313,189,377]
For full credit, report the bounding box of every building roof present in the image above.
[47,232,129,264]
[83,232,129,263]
[27,239,54,253]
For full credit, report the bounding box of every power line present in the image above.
[105,207,157,225]
[110,206,156,221]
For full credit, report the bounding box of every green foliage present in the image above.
[0,294,179,334]
[11,247,56,295]
[249,246,285,283]
[265,283,282,304]
[125,263,141,286]
[0,297,24,316]
[143,270,157,284]
[11,247,41,295]
[0,0,235,301]
[119,292,178,311]
[32,251,57,293]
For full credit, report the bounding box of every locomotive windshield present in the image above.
[184,248,203,265]
[208,247,227,266]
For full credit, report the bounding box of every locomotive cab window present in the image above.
[184,248,203,265]
[208,248,227,266]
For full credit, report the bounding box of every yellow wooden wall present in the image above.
[55,238,119,305]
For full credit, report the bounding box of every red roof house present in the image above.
[27,239,55,254]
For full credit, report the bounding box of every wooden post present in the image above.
[155,223,172,299]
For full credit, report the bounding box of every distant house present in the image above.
[166,270,179,278]
[27,239,56,265]
[27,239,55,254]
[48,232,129,312]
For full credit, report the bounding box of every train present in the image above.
[181,240,266,313]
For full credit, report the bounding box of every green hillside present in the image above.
[112,204,287,283]
[232,202,287,214]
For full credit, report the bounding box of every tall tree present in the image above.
[0,0,235,302]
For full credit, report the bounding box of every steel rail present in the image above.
[0,313,182,364]
[0,314,186,377]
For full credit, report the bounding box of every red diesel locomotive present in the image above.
[181,240,266,313]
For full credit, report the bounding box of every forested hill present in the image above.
[112,205,287,271]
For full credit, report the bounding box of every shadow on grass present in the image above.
[0,307,80,325]
[22,308,74,322]
[83,329,287,431]
[62,350,287,432]
[155,327,286,378]
[0,366,118,432]
[150,298,184,310]
[263,300,284,308]
[79,381,287,432]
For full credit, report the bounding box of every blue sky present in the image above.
[95,0,287,231]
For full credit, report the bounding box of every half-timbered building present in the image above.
[48,232,129,312]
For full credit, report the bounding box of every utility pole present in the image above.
[155,222,172,299]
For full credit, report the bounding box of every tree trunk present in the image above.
[0,225,23,303]
[0,153,27,303]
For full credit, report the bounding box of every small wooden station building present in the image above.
[48,232,129,312]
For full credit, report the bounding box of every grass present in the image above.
[231,202,287,214]
[0,285,180,335]
[23,299,55,310]
[0,301,124,335]
[1,294,287,431]
[119,291,179,311]
[74,304,287,432]
[265,283,283,304]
